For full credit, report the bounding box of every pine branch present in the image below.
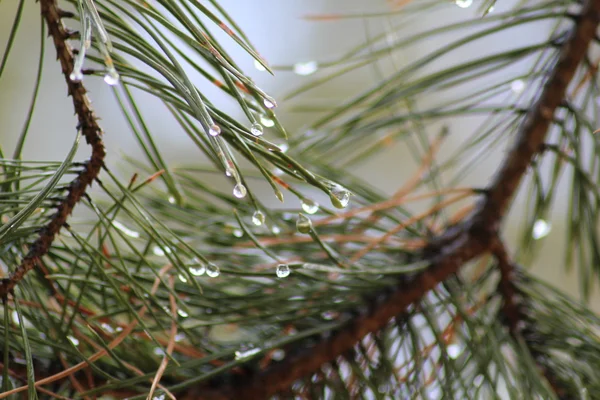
[494,243,571,399]
[0,0,105,298]
[188,1,600,398]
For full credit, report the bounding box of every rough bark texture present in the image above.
[0,0,105,298]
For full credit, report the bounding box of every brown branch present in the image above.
[493,240,571,399]
[187,1,600,398]
[492,239,522,337]
[0,0,105,297]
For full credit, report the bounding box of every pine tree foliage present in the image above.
[1,0,600,398]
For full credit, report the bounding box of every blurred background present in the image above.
[1,0,597,309]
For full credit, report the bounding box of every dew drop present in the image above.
[112,220,140,238]
[250,123,264,136]
[235,346,261,360]
[225,170,232,177]
[296,213,312,234]
[330,187,350,209]
[69,71,83,82]
[260,115,275,127]
[253,59,266,71]
[455,0,473,8]
[276,264,290,278]
[103,69,120,86]
[278,143,289,153]
[168,196,176,204]
[321,311,337,320]
[301,199,319,214]
[233,229,243,238]
[68,336,80,346]
[209,124,221,136]
[252,210,265,226]
[177,309,189,318]
[189,264,206,276]
[153,246,166,256]
[206,263,220,278]
[175,333,185,342]
[233,183,247,199]
[271,226,281,235]
[293,61,318,76]
[447,343,462,359]
[510,79,525,94]
[263,99,276,109]
[532,219,551,239]
[271,349,286,361]
[153,394,166,400]
[178,274,188,283]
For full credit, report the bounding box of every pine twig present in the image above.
[0,0,105,298]
[188,1,600,398]
[493,241,571,399]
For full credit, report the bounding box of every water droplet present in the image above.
[153,246,171,256]
[447,343,462,359]
[153,347,165,356]
[253,59,266,71]
[178,274,187,283]
[168,196,176,204]
[511,79,525,94]
[301,199,319,214]
[321,311,337,320]
[278,143,289,153]
[68,336,80,346]
[250,123,264,136]
[209,124,221,136]
[103,69,120,86]
[189,264,206,276]
[263,99,276,109]
[234,346,261,360]
[293,61,318,76]
[233,229,243,238]
[260,115,275,127]
[225,170,232,177]
[206,263,220,278]
[455,0,473,8]
[101,323,115,333]
[233,184,247,199]
[296,213,312,234]
[153,394,166,400]
[112,221,140,238]
[69,71,83,82]
[330,187,350,209]
[271,226,281,234]
[175,333,185,342]
[177,309,189,318]
[276,264,290,278]
[252,210,265,226]
[532,219,551,239]
[271,349,285,361]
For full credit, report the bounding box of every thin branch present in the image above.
[493,241,571,399]
[0,0,105,297]
[188,1,600,397]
